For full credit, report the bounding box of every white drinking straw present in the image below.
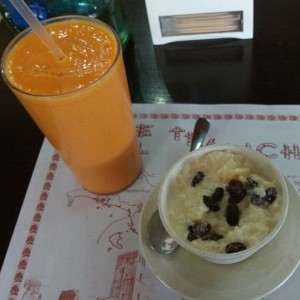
[9,0,65,60]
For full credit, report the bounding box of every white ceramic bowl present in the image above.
[158,145,289,264]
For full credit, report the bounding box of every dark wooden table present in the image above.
[1,0,300,268]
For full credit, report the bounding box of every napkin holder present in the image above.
[145,0,253,45]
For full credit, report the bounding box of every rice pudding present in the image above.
[166,150,283,254]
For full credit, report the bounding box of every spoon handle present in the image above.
[148,118,210,255]
[190,118,211,151]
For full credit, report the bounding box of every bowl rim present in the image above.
[158,144,289,261]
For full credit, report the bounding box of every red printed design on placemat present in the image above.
[58,290,79,300]
[8,153,59,300]
[21,279,42,300]
[134,113,300,121]
[66,168,154,253]
[97,250,146,300]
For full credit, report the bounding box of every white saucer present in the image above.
[139,177,300,300]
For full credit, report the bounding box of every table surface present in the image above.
[1,0,300,269]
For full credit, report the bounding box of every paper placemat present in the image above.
[1,104,300,300]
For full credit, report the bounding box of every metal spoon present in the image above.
[148,118,211,254]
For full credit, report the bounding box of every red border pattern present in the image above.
[134,113,300,121]
[8,153,59,300]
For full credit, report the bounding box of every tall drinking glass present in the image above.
[1,15,142,194]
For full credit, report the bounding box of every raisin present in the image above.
[227,179,247,203]
[226,179,243,193]
[251,187,277,207]
[191,171,205,187]
[190,222,211,236]
[203,195,220,211]
[250,193,263,206]
[246,177,259,189]
[226,202,240,226]
[201,234,212,241]
[187,232,198,241]
[225,242,247,253]
[202,232,223,241]
[263,187,277,205]
[210,232,224,241]
[211,187,224,202]
[228,188,247,203]
[187,222,223,241]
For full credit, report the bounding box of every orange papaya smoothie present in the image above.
[1,16,142,194]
